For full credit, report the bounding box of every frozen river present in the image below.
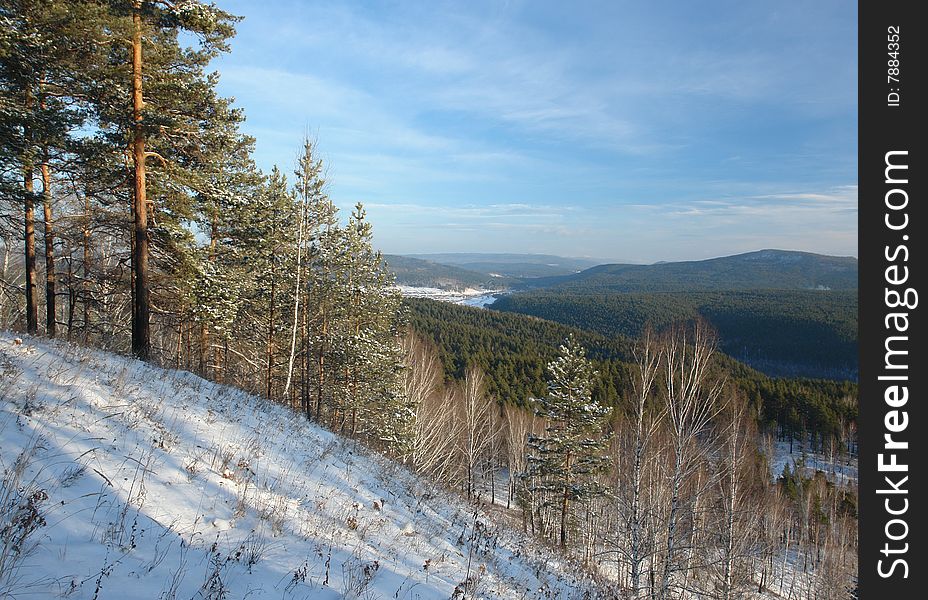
[396,285,503,308]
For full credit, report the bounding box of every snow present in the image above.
[763,437,858,485]
[395,286,502,308]
[0,334,603,599]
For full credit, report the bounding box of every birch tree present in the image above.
[656,321,724,600]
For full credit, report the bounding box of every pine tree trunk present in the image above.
[41,146,55,337]
[66,242,75,339]
[184,324,191,370]
[176,321,183,368]
[265,276,275,398]
[131,3,150,360]
[199,324,208,374]
[221,338,228,384]
[350,317,359,436]
[301,294,309,419]
[23,89,38,335]
[82,193,91,341]
[315,309,327,422]
[209,218,219,379]
[24,171,38,335]
[2,244,9,330]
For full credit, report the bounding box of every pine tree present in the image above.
[525,336,611,548]
[86,0,240,360]
[188,119,261,380]
[333,203,405,442]
[243,167,297,399]
[295,138,339,417]
[0,0,95,335]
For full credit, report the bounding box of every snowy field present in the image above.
[0,335,605,599]
[395,286,502,308]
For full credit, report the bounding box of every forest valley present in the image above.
[1,2,856,599]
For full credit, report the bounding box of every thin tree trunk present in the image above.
[301,291,309,418]
[184,323,191,370]
[2,243,10,330]
[199,324,209,374]
[315,311,326,421]
[265,275,275,398]
[82,192,91,341]
[629,427,645,598]
[201,216,218,378]
[221,338,228,384]
[349,313,360,436]
[41,145,55,337]
[66,243,76,339]
[628,330,658,600]
[560,452,570,548]
[176,321,182,368]
[131,3,150,360]
[23,89,38,334]
[659,454,684,600]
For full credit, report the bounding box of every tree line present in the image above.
[1,0,412,451]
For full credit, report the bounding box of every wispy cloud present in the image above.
[661,186,858,218]
[215,0,857,260]
[363,202,579,221]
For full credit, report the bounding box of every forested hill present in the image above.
[492,249,859,380]
[522,249,858,292]
[404,297,858,445]
[383,254,515,289]
[407,253,602,279]
[491,289,858,380]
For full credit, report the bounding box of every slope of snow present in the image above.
[0,335,603,599]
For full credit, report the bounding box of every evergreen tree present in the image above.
[187,122,262,380]
[296,138,339,417]
[332,203,405,442]
[243,167,297,399]
[0,0,98,334]
[88,0,240,360]
[525,336,611,548]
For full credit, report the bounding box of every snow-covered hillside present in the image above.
[395,286,502,308]
[0,335,603,599]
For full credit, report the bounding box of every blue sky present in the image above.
[212,0,857,263]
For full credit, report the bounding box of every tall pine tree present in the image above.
[90,0,240,359]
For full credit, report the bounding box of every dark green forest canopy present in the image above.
[404,297,858,445]
[522,250,858,293]
[491,289,858,380]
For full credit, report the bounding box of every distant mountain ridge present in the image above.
[384,254,516,290]
[388,249,857,295]
[522,249,857,292]
[407,253,603,279]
